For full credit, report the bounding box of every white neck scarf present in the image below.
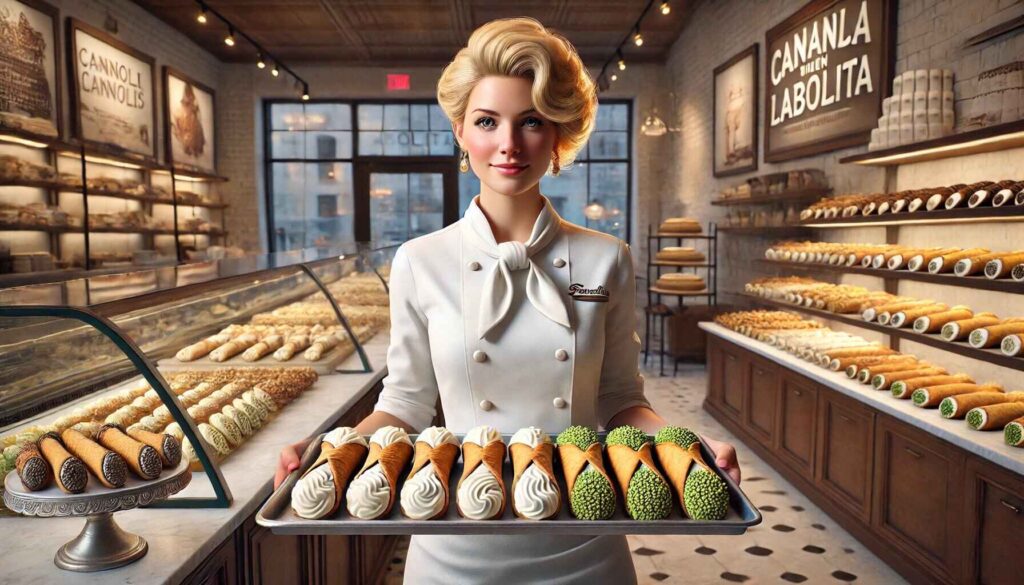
[462,195,571,339]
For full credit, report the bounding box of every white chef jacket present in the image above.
[374,195,649,584]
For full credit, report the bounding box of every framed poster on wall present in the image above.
[0,0,62,140]
[164,66,215,173]
[68,18,156,159]
[763,0,896,162]
[713,44,758,177]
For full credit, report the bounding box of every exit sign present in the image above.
[387,74,410,91]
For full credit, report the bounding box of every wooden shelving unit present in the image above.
[710,187,832,206]
[799,204,1024,228]
[839,119,1024,167]
[757,259,1024,294]
[717,225,813,235]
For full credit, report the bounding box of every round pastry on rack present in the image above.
[655,273,706,292]
[658,217,702,234]
[655,247,705,263]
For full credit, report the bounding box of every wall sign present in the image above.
[68,18,156,159]
[164,66,215,173]
[764,0,895,162]
[0,0,62,140]
[713,44,758,177]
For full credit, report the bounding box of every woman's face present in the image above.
[454,75,558,197]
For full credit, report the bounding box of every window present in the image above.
[457,101,632,242]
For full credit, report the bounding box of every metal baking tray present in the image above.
[256,432,761,535]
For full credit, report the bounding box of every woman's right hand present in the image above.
[274,437,313,489]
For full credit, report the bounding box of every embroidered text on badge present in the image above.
[568,283,609,302]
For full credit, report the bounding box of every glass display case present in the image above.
[0,246,392,509]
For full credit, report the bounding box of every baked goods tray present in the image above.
[157,345,355,375]
[256,432,761,536]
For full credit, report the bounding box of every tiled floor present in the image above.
[383,362,907,584]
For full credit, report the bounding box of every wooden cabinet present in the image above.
[963,458,1024,585]
[718,343,748,420]
[817,392,874,522]
[776,373,817,478]
[240,516,312,585]
[744,358,778,445]
[872,417,964,583]
[184,533,239,585]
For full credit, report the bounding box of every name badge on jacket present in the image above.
[568,282,609,302]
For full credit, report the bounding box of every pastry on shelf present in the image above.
[555,426,616,520]
[941,313,1001,341]
[606,425,671,520]
[0,154,57,182]
[939,391,1024,419]
[911,383,1002,408]
[96,424,163,480]
[508,427,560,520]
[60,428,127,489]
[291,427,369,520]
[967,319,1024,348]
[456,425,506,520]
[654,246,705,263]
[890,373,973,399]
[654,426,728,520]
[966,402,1024,431]
[967,180,1019,208]
[400,426,459,520]
[654,273,705,292]
[37,433,88,494]
[346,426,413,520]
[15,444,51,491]
[658,217,702,234]
[1004,417,1024,447]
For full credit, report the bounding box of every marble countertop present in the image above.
[699,322,1024,477]
[1,332,390,585]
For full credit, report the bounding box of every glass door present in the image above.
[355,162,458,244]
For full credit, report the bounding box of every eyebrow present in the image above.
[471,108,537,116]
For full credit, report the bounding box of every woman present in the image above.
[275,17,741,583]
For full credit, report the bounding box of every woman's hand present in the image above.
[702,436,741,485]
[274,437,313,489]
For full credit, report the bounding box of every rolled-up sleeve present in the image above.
[597,240,651,427]
[372,245,438,431]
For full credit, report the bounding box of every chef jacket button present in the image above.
[479,399,494,411]
[468,261,481,271]
[553,397,567,409]
[473,350,488,363]
[553,257,566,268]
[555,349,569,361]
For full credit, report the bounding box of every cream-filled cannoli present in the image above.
[291,427,369,520]
[966,402,1024,431]
[968,320,1024,348]
[508,427,560,520]
[209,334,258,362]
[927,249,988,274]
[913,307,973,334]
[984,253,1024,279]
[941,313,1000,341]
[911,383,1002,408]
[127,427,182,467]
[1004,416,1024,447]
[871,367,946,390]
[606,425,671,520]
[242,334,285,362]
[37,433,88,493]
[456,425,507,520]
[61,429,128,489]
[175,334,231,362]
[654,426,728,520]
[15,445,52,491]
[968,180,1018,208]
[400,426,459,520]
[939,391,1024,419]
[890,374,973,399]
[346,426,413,520]
[889,304,949,328]
[96,424,163,480]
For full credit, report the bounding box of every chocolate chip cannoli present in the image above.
[97,424,163,480]
[61,429,127,488]
[37,433,88,493]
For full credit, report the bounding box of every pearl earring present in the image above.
[459,150,469,173]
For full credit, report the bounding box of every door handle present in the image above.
[1002,499,1021,514]
[793,390,803,397]
[838,414,853,423]
[903,447,922,459]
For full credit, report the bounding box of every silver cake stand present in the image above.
[3,459,191,572]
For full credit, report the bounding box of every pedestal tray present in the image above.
[3,459,191,572]
[257,432,761,536]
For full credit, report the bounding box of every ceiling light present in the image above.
[660,2,671,15]
[196,4,208,24]
[257,53,266,69]
[618,53,626,71]
[224,27,236,47]
[611,73,618,82]
[302,84,310,101]
[633,30,643,46]
[271,65,280,77]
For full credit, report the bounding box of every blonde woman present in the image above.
[276,17,740,582]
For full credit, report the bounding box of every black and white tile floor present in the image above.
[384,363,907,584]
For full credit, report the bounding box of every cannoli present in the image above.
[954,251,1009,277]
[181,423,232,466]
[911,383,1002,408]
[943,182,993,209]
[455,425,506,520]
[966,402,1024,431]
[1012,264,1024,282]
[927,249,988,274]
[208,412,244,447]
[96,424,163,480]
[889,304,950,328]
[221,405,254,437]
[60,429,127,489]
[399,426,460,520]
[127,427,182,467]
[15,444,52,491]
[822,346,896,360]
[346,426,414,520]
[913,307,973,333]
[939,391,1024,419]
[1004,416,1024,447]
[968,180,1018,207]
[274,333,311,361]
[209,334,259,362]
[175,334,231,361]
[968,320,1024,348]
[606,425,671,520]
[941,313,1001,341]
[291,427,369,520]
[508,427,560,520]
[922,185,960,211]
[984,253,1024,279]
[241,334,285,362]
[907,248,960,272]
[871,367,946,390]
[304,332,344,361]
[654,426,728,520]
[841,355,918,377]
[856,359,926,383]
[890,374,973,399]
[555,426,616,520]
[1002,334,1024,356]
[863,299,930,323]
[37,433,88,493]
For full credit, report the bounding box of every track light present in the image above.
[660,1,671,15]
[257,53,266,69]
[611,73,618,82]
[302,84,310,101]
[196,3,208,24]
[633,30,643,47]
[271,65,280,77]
[224,27,235,47]
[618,53,626,71]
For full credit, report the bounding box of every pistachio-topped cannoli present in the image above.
[654,426,729,520]
[555,426,616,520]
[606,425,671,520]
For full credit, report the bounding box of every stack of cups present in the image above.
[872,68,955,148]
[900,71,915,145]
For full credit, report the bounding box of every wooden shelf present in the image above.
[88,226,175,235]
[176,199,228,210]
[0,179,71,190]
[710,187,832,206]
[0,222,79,233]
[758,259,1024,294]
[651,232,713,239]
[649,287,712,296]
[651,260,711,267]
[799,204,1024,228]
[839,119,1024,167]
[85,189,174,204]
[169,167,229,182]
[717,225,813,235]
[741,293,1024,372]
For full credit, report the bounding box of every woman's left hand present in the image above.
[702,436,741,485]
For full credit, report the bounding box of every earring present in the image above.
[551,150,561,176]
[459,150,469,173]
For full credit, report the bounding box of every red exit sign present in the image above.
[387,74,410,91]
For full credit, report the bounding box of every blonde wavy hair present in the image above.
[437,17,598,172]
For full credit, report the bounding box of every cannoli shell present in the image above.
[457,440,507,519]
[930,248,988,272]
[986,253,1024,278]
[606,442,666,502]
[61,429,127,489]
[654,442,715,518]
[15,445,52,491]
[839,354,917,370]
[404,441,459,520]
[97,425,163,480]
[945,391,1024,419]
[973,321,1024,347]
[893,304,949,325]
[127,427,182,467]
[915,383,1002,408]
[1006,417,1024,446]
[957,252,1010,276]
[823,346,896,359]
[557,442,614,496]
[509,442,560,519]
[970,403,1024,430]
[38,434,88,494]
[892,374,973,398]
[914,308,973,333]
[352,440,414,519]
[875,367,945,388]
[943,314,1001,340]
[301,441,369,517]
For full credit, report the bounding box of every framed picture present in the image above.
[0,0,62,140]
[68,18,156,159]
[713,44,758,177]
[164,66,215,173]
[763,0,896,162]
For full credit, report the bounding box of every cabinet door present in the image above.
[744,358,778,446]
[816,392,874,522]
[777,374,817,478]
[719,344,748,420]
[241,517,311,585]
[963,458,1024,585]
[873,417,964,582]
[183,534,239,585]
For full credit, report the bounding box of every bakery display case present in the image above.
[0,246,393,509]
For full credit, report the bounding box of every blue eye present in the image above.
[474,116,495,129]
[523,117,544,128]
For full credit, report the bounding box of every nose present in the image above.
[498,124,521,156]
